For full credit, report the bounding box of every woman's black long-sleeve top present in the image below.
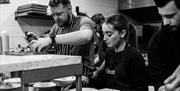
[88,44,148,91]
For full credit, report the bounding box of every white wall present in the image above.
[0,0,118,49]
[71,0,118,17]
[118,0,155,10]
[0,0,49,49]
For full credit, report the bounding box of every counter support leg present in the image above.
[21,71,28,91]
[76,75,82,91]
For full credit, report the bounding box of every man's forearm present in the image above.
[55,29,93,45]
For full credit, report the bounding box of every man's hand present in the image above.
[164,65,180,84]
[30,37,51,52]
[164,74,176,85]
[24,31,38,43]
[164,75,180,91]
[158,65,180,91]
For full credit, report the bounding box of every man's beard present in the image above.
[162,25,179,33]
[56,14,70,27]
[57,19,68,27]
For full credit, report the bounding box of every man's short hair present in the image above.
[49,0,71,7]
[154,0,180,9]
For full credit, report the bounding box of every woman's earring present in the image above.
[121,35,124,38]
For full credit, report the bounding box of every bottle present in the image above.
[1,31,9,54]
[0,36,2,54]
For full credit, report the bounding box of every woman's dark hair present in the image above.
[154,0,180,9]
[49,0,71,7]
[105,14,130,40]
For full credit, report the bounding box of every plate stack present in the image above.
[15,3,48,17]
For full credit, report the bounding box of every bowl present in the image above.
[52,76,76,87]
[3,78,20,84]
[69,88,98,91]
[0,83,21,91]
[99,88,120,91]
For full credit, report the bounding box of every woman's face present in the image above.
[102,23,122,48]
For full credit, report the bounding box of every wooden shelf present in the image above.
[0,0,10,4]
[14,11,54,36]
[15,12,53,20]
[119,6,162,23]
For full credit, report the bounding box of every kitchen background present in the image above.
[0,0,162,53]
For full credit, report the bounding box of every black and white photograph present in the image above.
[0,0,180,91]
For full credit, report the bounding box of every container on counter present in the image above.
[0,36,2,54]
[0,31,9,54]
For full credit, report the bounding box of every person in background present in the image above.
[91,13,108,67]
[128,23,137,48]
[82,14,148,91]
[147,0,180,90]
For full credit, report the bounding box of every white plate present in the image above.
[99,88,120,91]
[33,82,56,88]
